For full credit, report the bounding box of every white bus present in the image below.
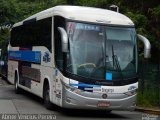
[8,6,151,110]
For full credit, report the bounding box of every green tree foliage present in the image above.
[0,0,160,62]
[126,12,148,34]
[73,0,108,8]
[149,6,160,49]
[0,0,16,25]
[0,0,67,25]
[0,28,9,60]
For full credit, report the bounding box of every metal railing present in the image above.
[138,61,160,107]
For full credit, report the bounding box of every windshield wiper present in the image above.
[111,45,124,80]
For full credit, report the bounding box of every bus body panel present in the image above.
[61,76,138,110]
[13,6,134,28]
[63,86,136,110]
[8,46,56,96]
[8,6,141,110]
[7,45,65,107]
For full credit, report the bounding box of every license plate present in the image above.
[97,102,110,107]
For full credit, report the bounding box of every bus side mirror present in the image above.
[137,34,151,58]
[58,27,68,53]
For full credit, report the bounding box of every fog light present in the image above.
[66,97,71,103]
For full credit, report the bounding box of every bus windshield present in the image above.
[66,22,137,81]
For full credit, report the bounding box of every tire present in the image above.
[15,73,21,94]
[43,83,53,110]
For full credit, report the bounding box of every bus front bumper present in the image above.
[62,87,136,110]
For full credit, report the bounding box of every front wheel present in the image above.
[106,110,112,113]
[15,73,21,94]
[43,83,53,110]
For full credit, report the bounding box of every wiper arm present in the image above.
[111,45,124,80]
[111,45,115,68]
[114,55,121,71]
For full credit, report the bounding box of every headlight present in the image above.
[124,89,137,96]
[63,83,83,94]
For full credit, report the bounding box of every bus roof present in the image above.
[13,5,134,27]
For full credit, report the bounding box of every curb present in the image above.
[136,107,160,115]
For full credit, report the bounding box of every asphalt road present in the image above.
[0,77,144,120]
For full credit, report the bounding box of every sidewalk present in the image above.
[136,107,160,115]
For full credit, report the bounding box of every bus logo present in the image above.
[102,94,108,99]
[43,52,51,63]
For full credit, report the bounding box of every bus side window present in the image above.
[54,16,65,71]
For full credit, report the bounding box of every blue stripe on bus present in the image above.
[69,83,100,87]
[8,50,41,63]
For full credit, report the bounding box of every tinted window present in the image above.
[11,18,52,51]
